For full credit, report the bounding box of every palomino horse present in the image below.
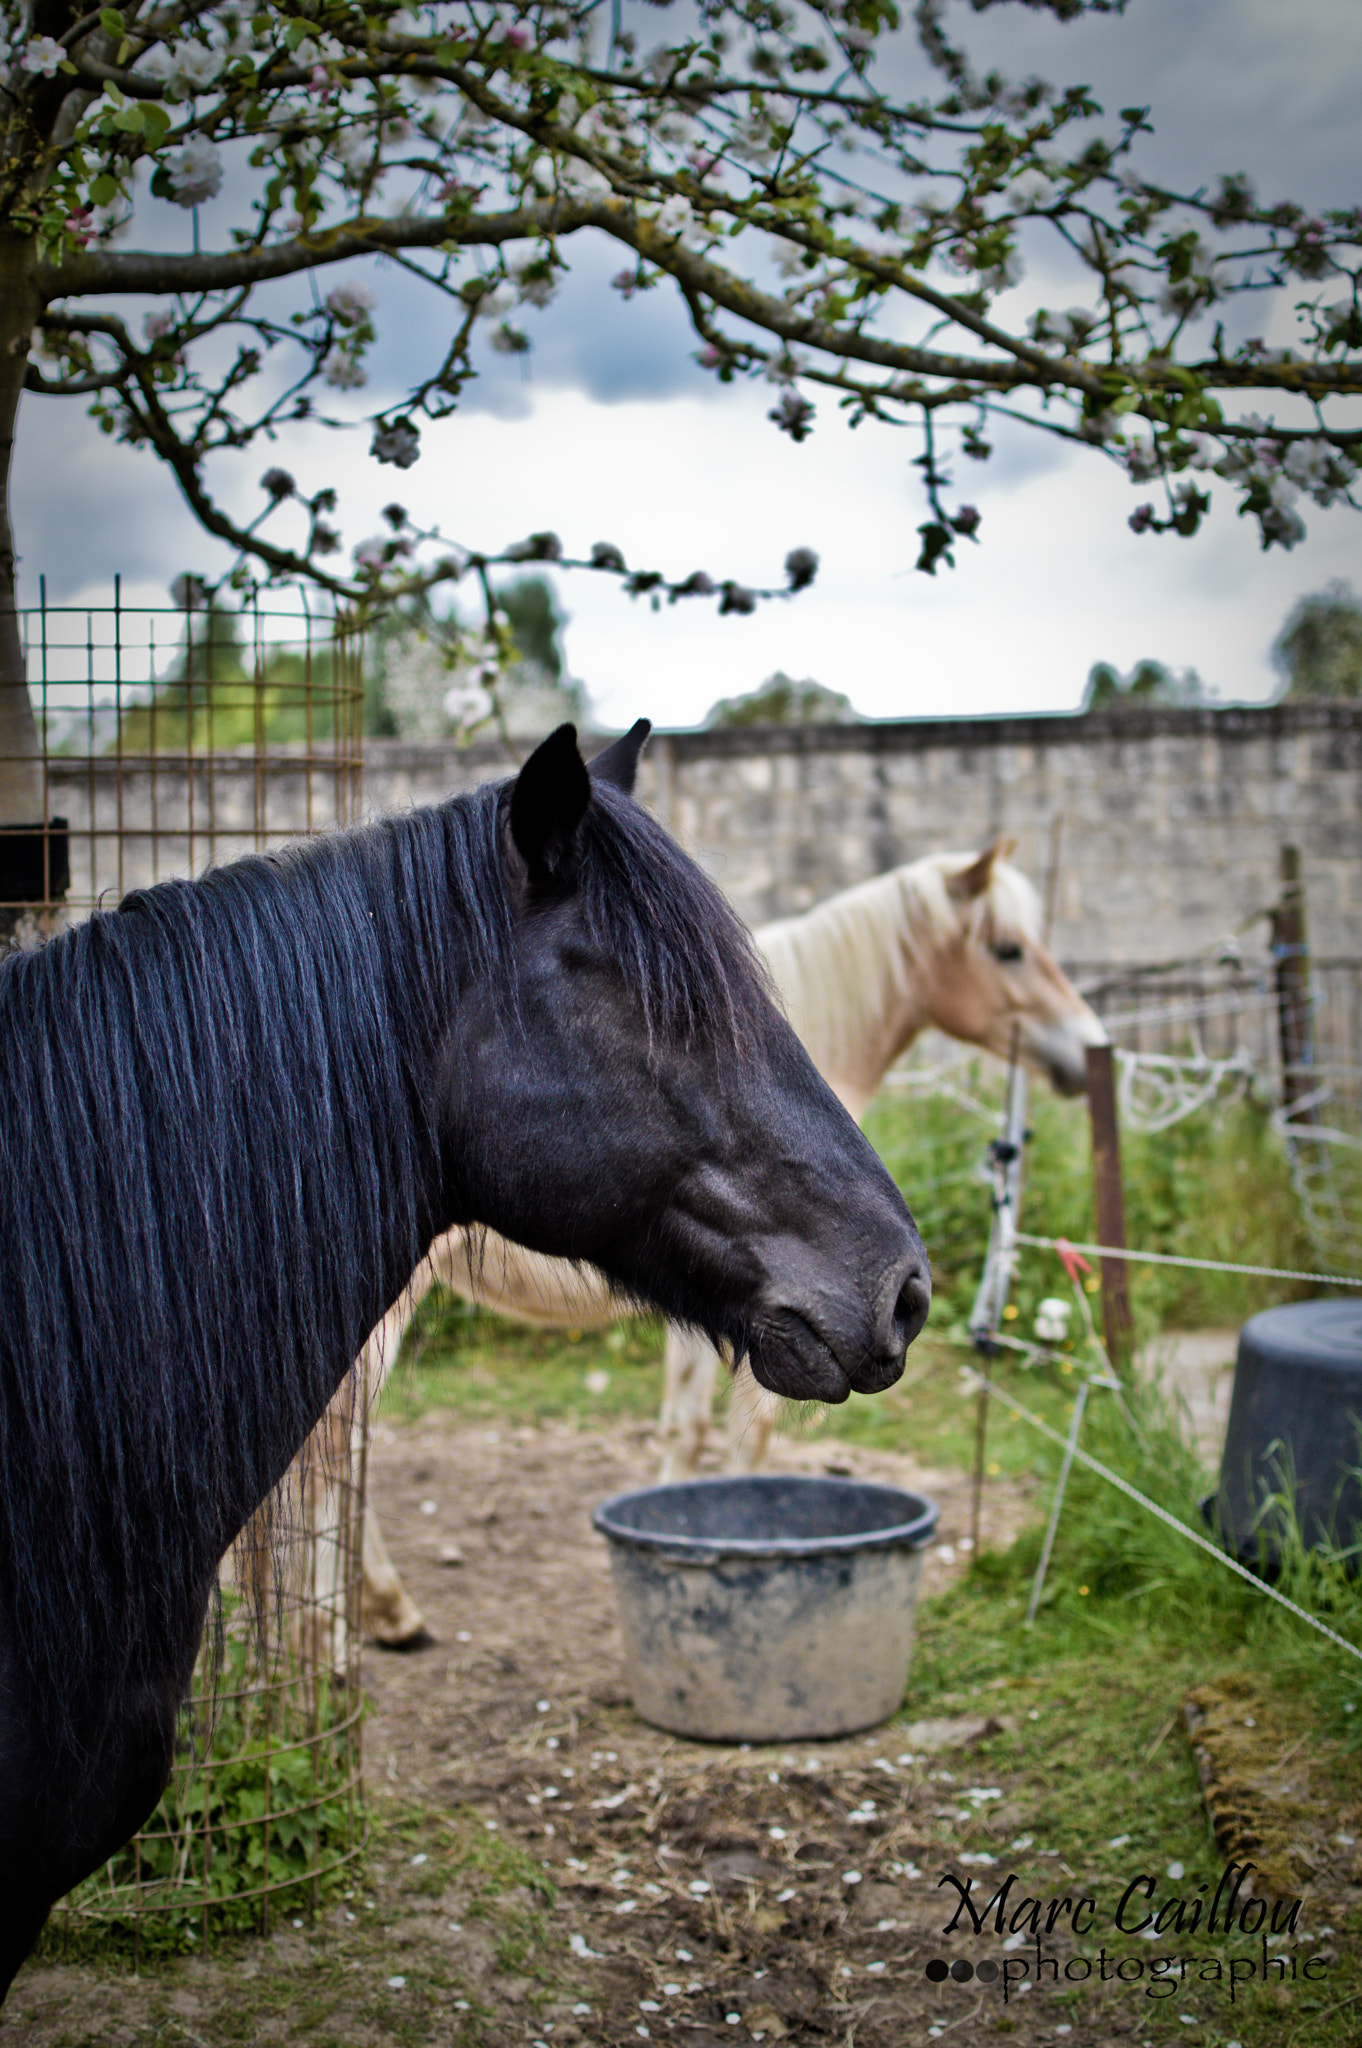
[0,722,929,1998]
[356,841,1107,1648]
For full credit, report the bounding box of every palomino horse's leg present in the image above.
[355,1231,621,1649]
[657,1326,720,1481]
[725,1363,781,1472]
[361,1502,433,1649]
[346,1261,444,1652]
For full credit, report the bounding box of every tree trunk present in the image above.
[0,234,43,825]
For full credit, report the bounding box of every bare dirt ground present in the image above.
[11,1411,1351,2047]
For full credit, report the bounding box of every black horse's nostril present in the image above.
[890,1264,932,1355]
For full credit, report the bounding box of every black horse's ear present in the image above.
[509,723,592,889]
[588,718,651,795]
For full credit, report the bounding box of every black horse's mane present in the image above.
[0,768,771,1760]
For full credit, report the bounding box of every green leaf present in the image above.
[99,8,125,33]
[141,102,171,145]
[90,173,118,206]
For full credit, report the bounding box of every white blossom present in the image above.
[1282,440,1338,491]
[653,112,697,153]
[561,160,611,198]
[323,346,367,388]
[331,127,370,169]
[1006,168,1056,213]
[325,281,375,324]
[217,15,257,62]
[474,281,516,321]
[1124,440,1162,483]
[22,36,64,77]
[163,41,225,98]
[516,268,557,309]
[165,139,224,206]
[371,420,421,468]
[651,195,693,241]
[764,349,807,384]
[574,106,614,145]
[91,199,132,240]
[530,155,556,192]
[443,681,493,729]
[979,251,1025,293]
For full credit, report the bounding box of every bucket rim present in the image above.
[591,1472,939,1562]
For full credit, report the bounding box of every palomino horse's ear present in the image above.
[589,718,651,795]
[946,835,1017,902]
[509,723,592,888]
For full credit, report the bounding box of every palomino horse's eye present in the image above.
[992,942,1024,963]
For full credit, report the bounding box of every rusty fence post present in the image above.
[1086,1042,1134,1367]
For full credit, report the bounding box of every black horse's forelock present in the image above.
[0,769,772,1765]
[573,778,776,1054]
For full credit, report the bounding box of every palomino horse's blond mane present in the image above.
[758,849,1053,1118]
[352,842,1107,1648]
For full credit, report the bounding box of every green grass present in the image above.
[864,1070,1320,1338]
[377,1297,668,1427]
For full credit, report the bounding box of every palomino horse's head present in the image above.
[918,842,1107,1096]
[440,723,930,1404]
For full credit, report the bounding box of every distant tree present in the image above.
[704,672,859,727]
[498,575,568,684]
[366,570,586,741]
[1083,659,1212,712]
[1271,581,1362,700]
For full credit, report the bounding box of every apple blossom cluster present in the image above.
[4,0,1358,608]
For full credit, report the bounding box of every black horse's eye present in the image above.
[993,941,1024,963]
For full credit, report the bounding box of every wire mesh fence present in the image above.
[9,586,372,1946]
[2,579,364,942]
[56,1389,369,1954]
[1074,955,1361,1274]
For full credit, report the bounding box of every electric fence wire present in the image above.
[964,1360,1362,1669]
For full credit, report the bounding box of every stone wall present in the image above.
[362,702,1362,966]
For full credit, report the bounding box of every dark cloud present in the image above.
[14,396,205,605]
[365,229,712,414]
[956,0,1360,205]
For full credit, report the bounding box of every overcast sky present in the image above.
[15,0,1362,729]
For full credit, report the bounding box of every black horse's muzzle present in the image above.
[747,1237,932,1404]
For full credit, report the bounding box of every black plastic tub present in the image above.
[1215,1299,1362,1570]
[592,1475,939,1741]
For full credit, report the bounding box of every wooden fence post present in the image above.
[1272,845,1315,1121]
[1086,1042,1134,1367]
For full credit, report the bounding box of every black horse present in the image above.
[0,720,929,1993]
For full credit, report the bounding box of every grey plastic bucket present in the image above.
[1215,1299,1362,1570]
[592,1474,939,1742]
